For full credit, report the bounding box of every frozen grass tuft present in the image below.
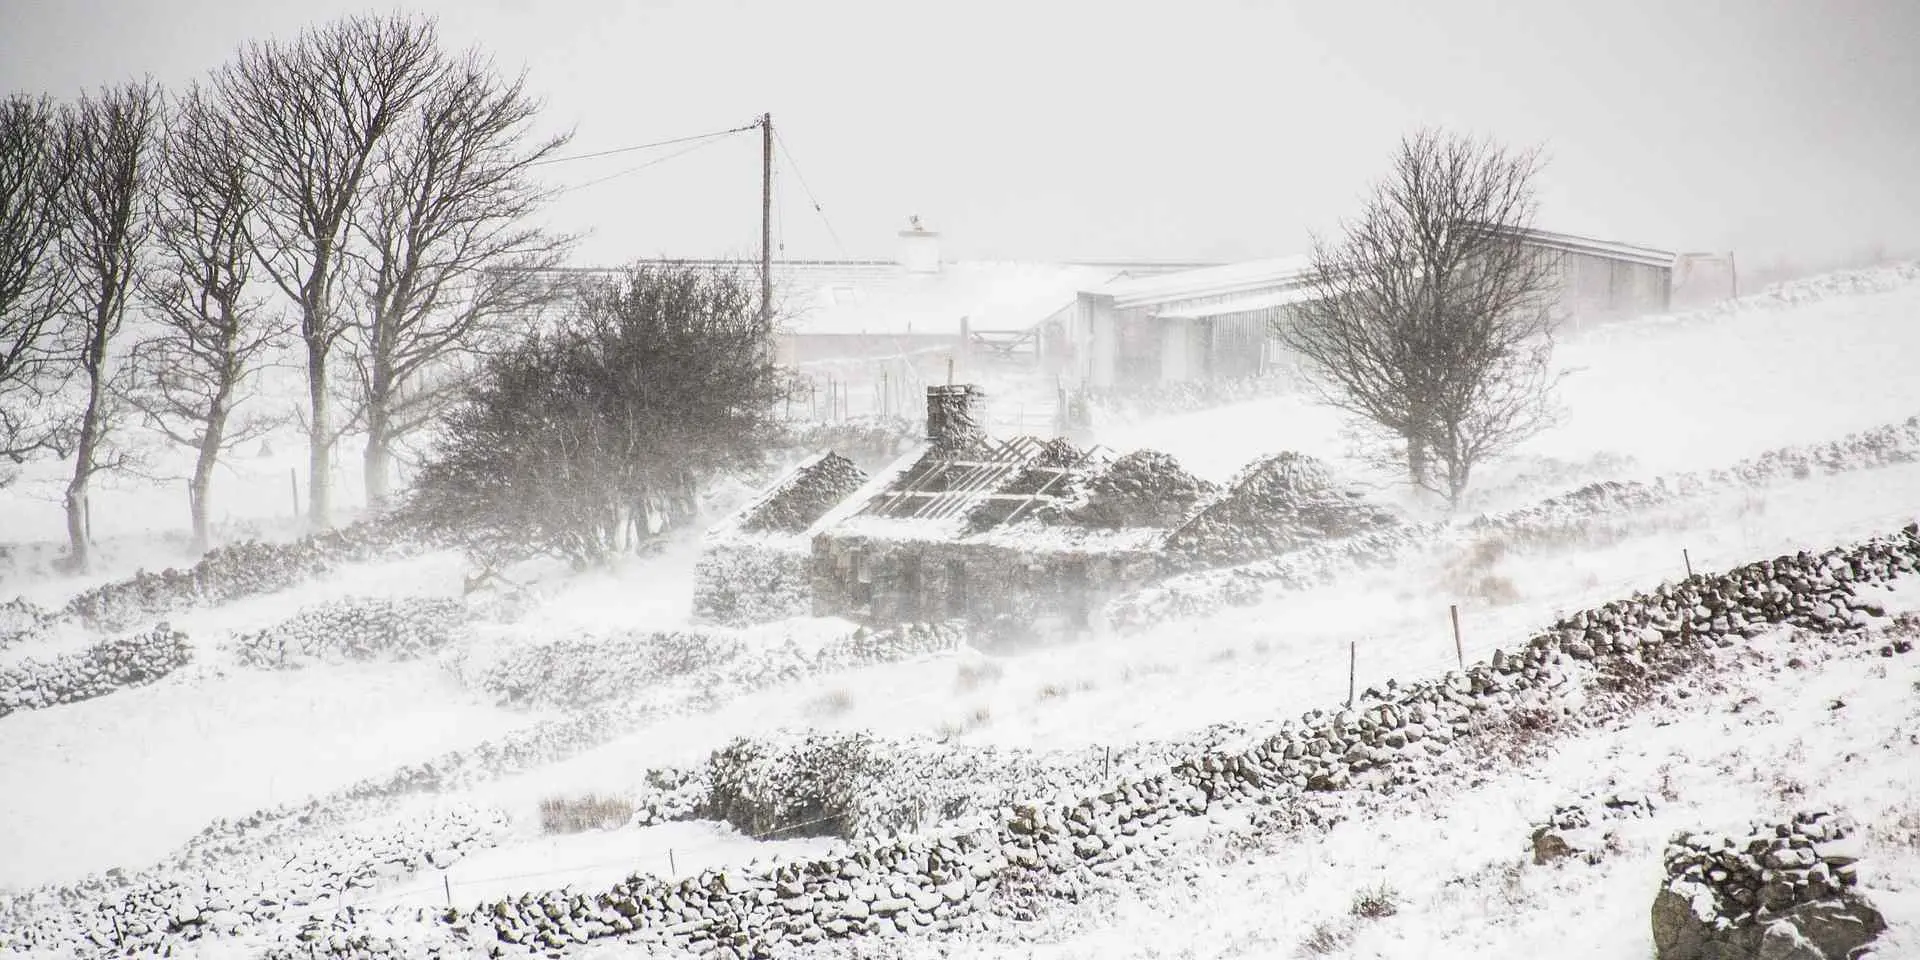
[538,794,634,834]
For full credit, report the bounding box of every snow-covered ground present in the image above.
[799,616,1920,960]
[5,265,1920,957]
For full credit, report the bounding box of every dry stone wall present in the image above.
[232,597,472,669]
[0,624,190,719]
[225,524,1920,960]
[13,525,1920,960]
[60,521,430,631]
[1110,415,1920,632]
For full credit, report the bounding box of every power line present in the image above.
[772,127,847,258]
[531,123,761,167]
[553,130,750,196]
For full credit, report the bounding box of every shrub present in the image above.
[1350,882,1399,919]
[538,794,636,834]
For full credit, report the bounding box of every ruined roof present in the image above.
[708,452,868,541]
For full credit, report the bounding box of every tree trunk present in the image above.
[1405,433,1429,487]
[362,355,396,508]
[306,338,332,528]
[363,405,391,509]
[189,406,229,555]
[63,360,109,571]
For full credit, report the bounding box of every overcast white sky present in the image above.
[4,0,1916,269]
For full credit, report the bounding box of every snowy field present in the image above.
[4,264,1920,957]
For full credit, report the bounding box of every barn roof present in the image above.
[1490,226,1677,269]
[780,262,1126,337]
[1096,256,1316,309]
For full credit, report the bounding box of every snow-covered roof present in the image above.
[1152,284,1330,319]
[1483,226,1677,269]
[782,262,1125,337]
[1096,257,1316,310]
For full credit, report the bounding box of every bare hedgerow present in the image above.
[1350,882,1399,919]
[538,793,634,834]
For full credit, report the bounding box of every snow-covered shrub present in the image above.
[691,540,812,626]
[231,597,471,669]
[0,597,51,651]
[0,624,190,718]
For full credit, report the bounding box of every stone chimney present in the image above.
[898,215,941,274]
[926,383,983,455]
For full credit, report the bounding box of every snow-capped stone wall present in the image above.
[232,598,471,669]
[0,806,507,957]
[1110,414,1920,632]
[15,524,1920,960]
[473,621,965,712]
[419,525,1920,960]
[0,624,190,719]
[61,522,427,631]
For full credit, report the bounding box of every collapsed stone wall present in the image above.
[1652,812,1886,960]
[232,597,472,669]
[0,624,190,720]
[218,525,1920,960]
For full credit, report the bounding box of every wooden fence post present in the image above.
[1450,604,1464,671]
[1683,548,1694,578]
[1346,639,1357,709]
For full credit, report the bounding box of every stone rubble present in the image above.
[1652,811,1889,960]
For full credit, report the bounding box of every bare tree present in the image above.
[53,80,163,568]
[345,52,570,506]
[123,84,293,553]
[0,94,72,471]
[215,13,444,528]
[1275,129,1560,505]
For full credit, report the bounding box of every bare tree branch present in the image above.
[0,93,75,468]
[215,13,445,528]
[53,79,163,569]
[342,49,573,506]
[121,82,295,552]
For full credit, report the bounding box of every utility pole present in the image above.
[761,112,773,328]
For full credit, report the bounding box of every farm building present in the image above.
[691,384,1400,641]
[1069,228,1681,390]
